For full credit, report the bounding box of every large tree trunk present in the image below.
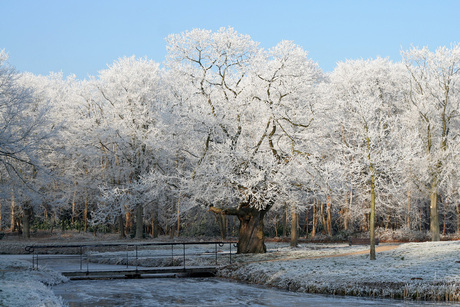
[237,208,266,254]
[135,204,143,239]
[210,206,267,254]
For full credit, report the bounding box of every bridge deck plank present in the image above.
[61,265,217,278]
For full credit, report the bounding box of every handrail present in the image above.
[25,241,238,272]
[25,241,237,252]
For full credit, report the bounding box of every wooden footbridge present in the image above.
[61,266,219,280]
[25,241,237,280]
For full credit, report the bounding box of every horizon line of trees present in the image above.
[1,28,460,256]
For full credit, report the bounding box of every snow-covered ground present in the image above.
[0,255,67,307]
[220,241,460,302]
[1,240,460,305]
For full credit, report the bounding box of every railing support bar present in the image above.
[135,245,138,273]
[183,243,186,270]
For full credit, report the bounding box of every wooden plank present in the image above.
[61,266,217,278]
[68,273,178,280]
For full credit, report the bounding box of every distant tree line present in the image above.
[1,29,460,255]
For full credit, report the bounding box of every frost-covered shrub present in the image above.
[376,227,430,242]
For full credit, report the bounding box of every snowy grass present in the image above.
[220,241,460,302]
[0,256,68,307]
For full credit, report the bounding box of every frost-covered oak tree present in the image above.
[163,28,322,253]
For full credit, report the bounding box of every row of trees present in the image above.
[1,28,459,256]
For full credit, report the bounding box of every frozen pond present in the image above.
[52,278,451,306]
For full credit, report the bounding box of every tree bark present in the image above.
[237,209,266,253]
[290,205,298,247]
[22,205,32,239]
[304,207,309,238]
[210,206,267,254]
[370,174,376,260]
[152,211,159,238]
[326,196,332,237]
[345,191,352,231]
[430,187,440,241]
[405,190,411,229]
[135,204,143,239]
[320,202,326,234]
[83,197,88,232]
[217,214,227,239]
[10,194,15,232]
[443,196,447,236]
[362,213,368,232]
[176,197,181,237]
[118,214,125,239]
[456,199,460,235]
[125,211,131,235]
[282,204,287,237]
[311,202,317,238]
[71,191,76,224]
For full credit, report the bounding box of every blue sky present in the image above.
[1,0,459,79]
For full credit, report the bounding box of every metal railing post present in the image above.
[86,246,89,274]
[80,246,83,271]
[183,243,186,269]
[135,245,138,273]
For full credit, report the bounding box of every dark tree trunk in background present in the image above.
[135,204,143,239]
[152,211,159,238]
[118,214,125,239]
[217,214,227,239]
[282,204,288,237]
[290,205,298,247]
[326,196,332,236]
[22,205,32,239]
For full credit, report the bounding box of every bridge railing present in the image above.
[25,241,238,272]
